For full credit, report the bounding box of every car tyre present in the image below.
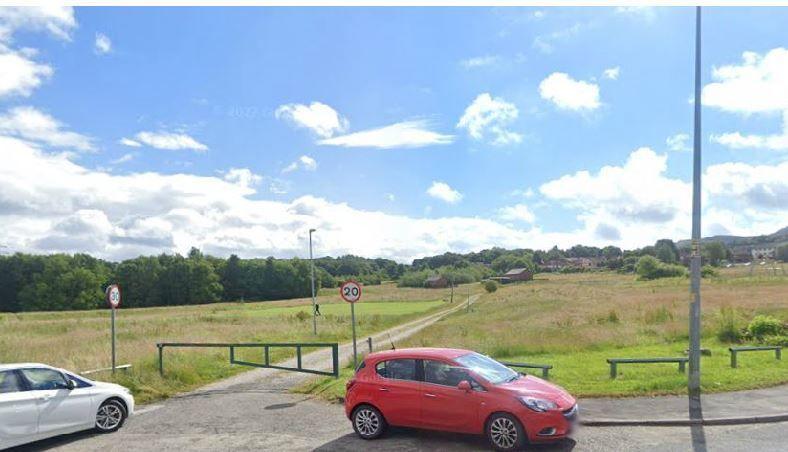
[351,404,387,440]
[95,399,127,433]
[486,413,526,451]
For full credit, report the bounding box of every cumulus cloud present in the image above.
[275,101,348,138]
[666,133,691,152]
[710,111,788,151]
[319,120,453,149]
[705,160,788,210]
[539,72,600,112]
[0,47,53,98]
[426,181,463,204]
[0,106,94,151]
[94,32,111,54]
[498,204,535,224]
[0,6,76,43]
[603,66,620,80]
[121,131,208,152]
[111,153,136,164]
[532,23,583,54]
[282,155,318,173]
[457,93,522,146]
[702,48,788,114]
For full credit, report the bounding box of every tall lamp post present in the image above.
[688,6,703,407]
[309,228,317,335]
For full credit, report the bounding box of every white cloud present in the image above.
[118,137,141,147]
[1,136,784,262]
[0,6,76,43]
[498,204,535,224]
[427,181,463,204]
[282,155,318,173]
[603,66,620,80]
[94,32,111,54]
[460,55,500,69]
[510,187,535,198]
[275,101,348,138]
[539,72,601,112]
[615,6,657,21]
[666,133,691,152]
[318,120,453,149]
[710,111,788,151]
[457,93,522,146]
[0,47,52,98]
[702,48,788,114]
[123,131,208,152]
[386,193,396,202]
[0,106,93,151]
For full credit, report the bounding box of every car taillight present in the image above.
[346,378,356,391]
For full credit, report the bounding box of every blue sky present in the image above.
[0,6,786,262]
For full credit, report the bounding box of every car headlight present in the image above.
[518,396,557,412]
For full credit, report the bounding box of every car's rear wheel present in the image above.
[95,399,127,433]
[351,404,387,439]
[486,413,526,451]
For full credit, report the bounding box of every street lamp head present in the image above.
[309,228,317,233]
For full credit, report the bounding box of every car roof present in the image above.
[0,363,56,371]
[366,347,474,361]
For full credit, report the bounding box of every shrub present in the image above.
[635,255,687,280]
[294,310,310,322]
[716,307,743,343]
[747,315,784,340]
[607,310,620,323]
[701,265,718,278]
[761,335,788,346]
[483,280,498,293]
[644,306,673,324]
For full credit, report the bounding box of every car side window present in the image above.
[20,368,69,390]
[63,372,93,388]
[424,360,480,389]
[0,370,25,394]
[375,359,417,381]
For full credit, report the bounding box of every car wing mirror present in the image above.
[66,379,77,390]
[457,380,472,392]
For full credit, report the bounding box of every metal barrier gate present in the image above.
[156,342,340,378]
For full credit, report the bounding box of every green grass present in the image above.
[296,269,788,401]
[0,282,474,404]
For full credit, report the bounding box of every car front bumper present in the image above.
[516,403,578,443]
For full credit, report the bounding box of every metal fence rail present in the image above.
[502,361,553,380]
[156,342,339,378]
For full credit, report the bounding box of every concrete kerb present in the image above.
[581,413,788,427]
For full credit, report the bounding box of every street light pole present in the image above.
[688,6,703,405]
[309,228,317,335]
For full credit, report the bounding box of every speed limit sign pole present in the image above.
[340,281,362,369]
[105,284,121,374]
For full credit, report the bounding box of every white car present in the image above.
[0,363,134,450]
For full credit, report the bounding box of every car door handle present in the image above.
[379,387,389,392]
[424,393,437,398]
[38,395,53,402]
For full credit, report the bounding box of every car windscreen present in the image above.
[454,352,518,385]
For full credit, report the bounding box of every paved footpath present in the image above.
[14,295,788,451]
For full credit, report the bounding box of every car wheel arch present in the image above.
[484,411,527,437]
[351,402,385,422]
[100,396,128,416]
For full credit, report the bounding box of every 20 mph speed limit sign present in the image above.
[106,284,121,309]
[340,280,362,303]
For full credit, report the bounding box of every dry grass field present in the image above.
[0,283,476,403]
[299,267,787,400]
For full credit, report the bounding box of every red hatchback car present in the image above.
[345,348,577,451]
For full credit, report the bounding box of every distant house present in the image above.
[731,246,752,263]
[752,247,776,260]
[503,268,533,282]
[566,257,595,269]
[424,275,449,288]
[541,259,567,272]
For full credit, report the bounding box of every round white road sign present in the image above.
[339,280,362,303]
[106,284,121,308]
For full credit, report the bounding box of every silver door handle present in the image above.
[379,388,389,392]
[424,393,437,398]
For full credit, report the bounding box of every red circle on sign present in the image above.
[339,280,362,303]
[106,284,121,309]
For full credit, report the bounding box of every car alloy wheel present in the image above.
[96,400,125,432]
[352,405,386,439]
[487,414,524,451]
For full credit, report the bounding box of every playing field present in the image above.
[0,283,462,403]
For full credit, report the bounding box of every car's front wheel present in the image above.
[95,399,127,433]
[351,404,387,440]
[486,413,526,451]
